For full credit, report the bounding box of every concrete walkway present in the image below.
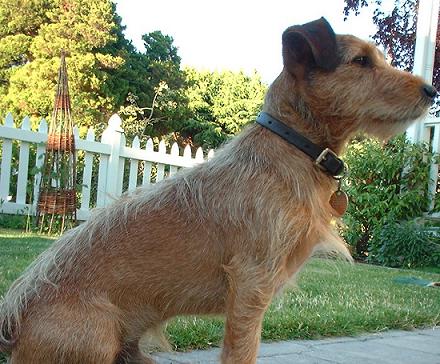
[152,327,440,363]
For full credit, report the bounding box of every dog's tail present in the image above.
[0,272,29,354]
[0,222,86,355]
[0,259,41,354]
[0,301,17,353]
[0,256,55,354]
[0,240,58,354]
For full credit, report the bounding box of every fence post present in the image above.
[32,118,48,210]
[0,113,14,203]
[16,116,31,205]
[101,114,124,206]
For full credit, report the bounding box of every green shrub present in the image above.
[368,220,440,268]
[0,213,28,230]
[341,135,437,259]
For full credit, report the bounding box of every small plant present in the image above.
[368,220,440,268]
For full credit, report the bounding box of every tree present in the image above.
[118,31,189,141]
[0,0,121,128]
[343,0,440,89]
[176,68,267,149]
[0,0,186,136]
[143,31,180,64]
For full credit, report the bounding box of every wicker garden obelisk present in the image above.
[36,51,77,233]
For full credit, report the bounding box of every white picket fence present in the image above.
[2,112,440,222]
[0,113,213,220]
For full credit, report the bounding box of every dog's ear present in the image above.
[282,17,338,78]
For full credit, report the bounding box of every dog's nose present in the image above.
[422,84,438,100]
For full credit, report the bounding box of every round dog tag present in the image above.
[329,190,348,217]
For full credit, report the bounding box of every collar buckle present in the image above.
[315,148,344,177]
[315,147,336,165]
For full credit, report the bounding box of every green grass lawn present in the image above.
[0,229,55,295]
[167,259,440,350]
[0,228,439,356]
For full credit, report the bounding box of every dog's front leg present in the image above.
[221,255,276,364]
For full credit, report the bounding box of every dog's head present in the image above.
[275,17,436,141]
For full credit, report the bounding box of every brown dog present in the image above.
[0,18,436,364]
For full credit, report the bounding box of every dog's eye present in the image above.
[352,56,370,66]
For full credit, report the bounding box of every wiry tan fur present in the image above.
[0,18,435,364]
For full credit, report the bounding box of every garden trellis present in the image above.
[36,51,77,232]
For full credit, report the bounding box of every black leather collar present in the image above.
[256,112,345,177]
